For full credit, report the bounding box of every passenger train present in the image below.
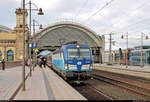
[47,44,93,83]
[114,49,150,65]
[130,49,150,65]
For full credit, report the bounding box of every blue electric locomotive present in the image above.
[48,44,93,83]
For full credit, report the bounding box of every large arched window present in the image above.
[0,50,2,61]
[7,50,14,62]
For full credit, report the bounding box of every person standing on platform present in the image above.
[43,57,47,68]
[1,59,5,70]
[41,57,44,68]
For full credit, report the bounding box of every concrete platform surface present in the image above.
[43,67,87,100]
[93,64,150,79]
[14,67,48,100]
[0,66,30,100]
[14,66,86,100]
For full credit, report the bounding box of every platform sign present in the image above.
[34,48,39,53]
[29,43,32,48]
[32,42,37,49]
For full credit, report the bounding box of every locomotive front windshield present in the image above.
[67,48,90,58]
[80,48,90,58]
[67,49,78,58]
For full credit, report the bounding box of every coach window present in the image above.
[0,50,2,61]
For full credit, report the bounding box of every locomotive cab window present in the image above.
[67,48,90,58]
[67,48,78,58]
[80,48,90,58]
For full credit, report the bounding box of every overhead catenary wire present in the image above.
[103,0,150,50]
[83,0,115,24]
[109,0,149,28]
[134,0,150,10]
[119,17,150,31]
[114,0,150,31]
[100,0,150,34]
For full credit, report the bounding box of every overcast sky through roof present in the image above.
[0,0,150,51]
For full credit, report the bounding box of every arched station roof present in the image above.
[36,22,103,49]
[0,25,13,33]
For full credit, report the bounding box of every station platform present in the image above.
[0,66,30,100]
[93,64,150,80]
[14,66,86,100]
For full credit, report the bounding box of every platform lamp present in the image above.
[26,0,44,77]
[140,32,149,68]
[121,32,128,68]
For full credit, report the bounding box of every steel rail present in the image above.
[93,74,150,99]
[86,84,116,100]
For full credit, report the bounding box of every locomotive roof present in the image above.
[63,44,90,48]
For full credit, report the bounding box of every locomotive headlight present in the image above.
[64,64,69,69]
[76,45,80,48]
[89,64,93,69]
[65,66,68,69]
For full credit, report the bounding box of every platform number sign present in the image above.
[32,42,37,49]
[34,48,39,53]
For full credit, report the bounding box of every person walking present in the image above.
[1,59,5,70]
[43,57,47,68]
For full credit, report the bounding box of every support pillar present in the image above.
[4,46,7,61]
[98,47,102,64]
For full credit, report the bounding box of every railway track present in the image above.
[93,70,150,99]
[72,83,117,100]
[85,84,117,100]
[47,66,150,100]
[47,66,115,100]
[73,69,150,100]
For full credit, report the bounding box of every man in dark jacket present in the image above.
[1,59,5,70]
[43,57,47,68]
